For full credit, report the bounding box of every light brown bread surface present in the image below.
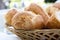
[12,11,44,30]
[47,11,60,29]
[46,6,59,16]
[25,3,49,25]
[5,9,17,26]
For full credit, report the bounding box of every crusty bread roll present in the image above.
[46,6,59,16]
[46,2,60,16]
[25,3,49,25]
[12,11,44,30]
[5,9,17,26]
[46,11,60,29]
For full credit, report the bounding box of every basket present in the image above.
[5,24,60,40]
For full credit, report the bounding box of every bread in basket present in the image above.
[5,3,60,40]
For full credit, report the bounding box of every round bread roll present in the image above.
[5,9,17,26]
[25,3,49,25]
[46,11,60,29]
[12,11,44,30]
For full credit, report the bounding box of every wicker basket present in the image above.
[5,24,60,40]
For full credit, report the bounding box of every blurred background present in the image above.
[0,0,59,34]
[0,0,58,9]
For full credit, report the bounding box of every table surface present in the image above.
[0,9,21,40]
[0,32,21,40]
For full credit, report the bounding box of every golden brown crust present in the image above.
[5,9,17,26]
[32,15,44,29]
[46,11,60,29]
[12,11,34,30]
[25,3,49,25]
[12,11,44,30]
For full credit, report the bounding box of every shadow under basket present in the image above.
[5,24,60,40]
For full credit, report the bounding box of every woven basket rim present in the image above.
[5,24,60,32]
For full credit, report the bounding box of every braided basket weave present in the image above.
[5,24,60,40]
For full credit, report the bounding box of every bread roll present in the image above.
[46,2,60,16]
[25,3,49,25]
[5,9,17,26]
[46,6,59,16]
[46,11,60,29]
[12,11,44,30]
